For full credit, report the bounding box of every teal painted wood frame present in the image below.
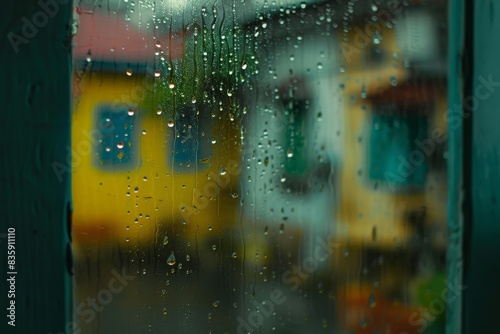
[447,0,466,333]
[2,1,496,333]
[0,1,72,333]
[465,0,500,333]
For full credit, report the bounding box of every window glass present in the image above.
[72,1,450,333]
[93,106,138,169]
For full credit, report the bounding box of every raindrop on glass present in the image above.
[167,253,176,266]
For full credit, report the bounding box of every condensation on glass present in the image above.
[71,0,450,333]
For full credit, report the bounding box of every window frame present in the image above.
[3,0,496,333]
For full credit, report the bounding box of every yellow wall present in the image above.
[336,24,448,248]
[72,72,242,247]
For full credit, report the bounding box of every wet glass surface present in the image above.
[71,1,450,333]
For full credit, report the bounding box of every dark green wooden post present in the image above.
[0,0,72,333]
[447,1,466,334]
[465,0,500,333]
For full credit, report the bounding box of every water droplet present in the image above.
[241,60,247,70]
[212,244,217,251]
[167,118,174,128]
[128,108,135,116]
[317,63,323,70]
[231,252,237,258]
[157,107,163,115]
[286,148,294,158]
[167,253,176,266]
[213,300,220,307]
[71,20,78,35]
[300,2,306,9]
[154,71,161,78]
[143,176,148,181]
[361,85,367,99]
[369,294,376,308]
[163,235,169,245]
[186,255,191,262]
[126,68,133,76]
[220,168,227,176]
[117,142,124,149]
